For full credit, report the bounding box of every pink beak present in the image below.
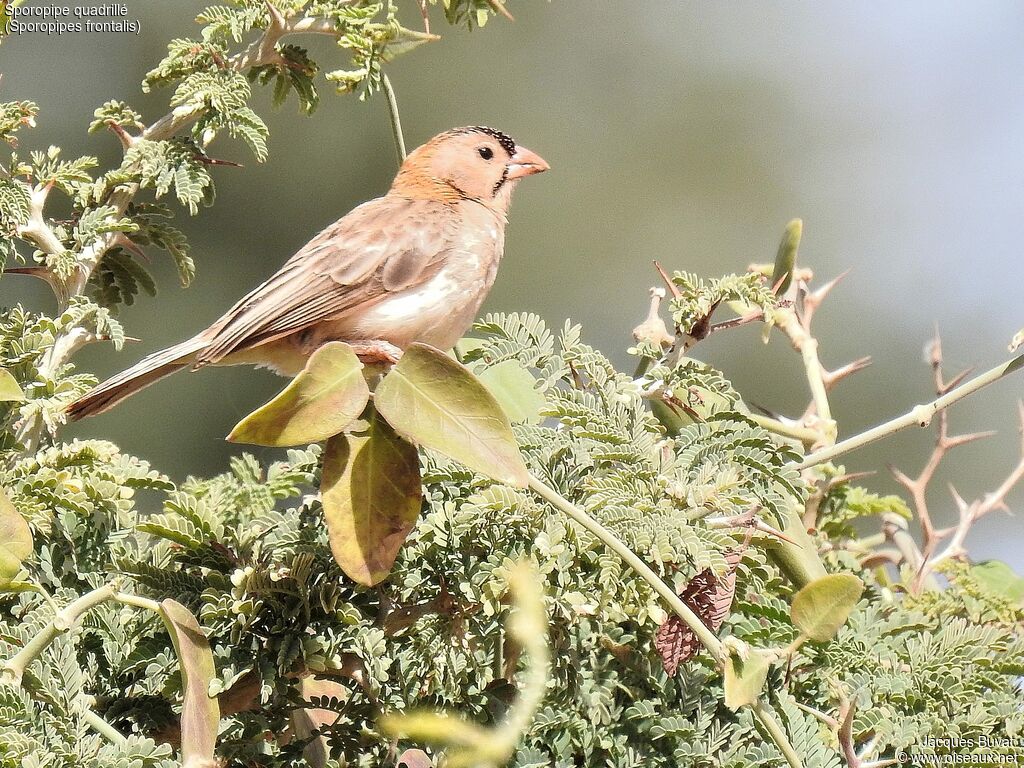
[506,145,550,180]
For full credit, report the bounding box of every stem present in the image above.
[775,307,833,426]
[527,473,805,765]
[748,413,821,447]
[527,475,724,662]
[2,583,117,686]
[793,354,1024,470]
[753,702,804,768]
[81,703,129,745]
[113,591,163,614]
[382,73,407,164]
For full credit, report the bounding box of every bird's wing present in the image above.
[195,195,457,366]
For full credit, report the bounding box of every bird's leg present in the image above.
[349,340,402,366]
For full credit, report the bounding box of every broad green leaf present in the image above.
[161,599,220,766]
[228,341,369,446]
[0,369,23,402]
[476,360,545,425]
[790,573,864,642]
[970,560,1024,604]
[0,487,31,582]
[771,218,802,295]
[374,343,530,487]
[723,650,770,710]
[321,411,422,586]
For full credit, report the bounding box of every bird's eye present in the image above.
[477,146,494,160]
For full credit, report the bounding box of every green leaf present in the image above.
[970,560,1024,604]
[790,573,864,642]
[228,342,369,447]
[772,218,802,295]
[0,487,31,583]
[321,410,422,586]
[476,360,545,425]
[0,368,24,402]
[374,343,530,487]
[723,650,770,710]
[161,599,220,765]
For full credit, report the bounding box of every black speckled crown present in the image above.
[450,125,517,157]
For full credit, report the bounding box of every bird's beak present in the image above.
[506,145,550,180]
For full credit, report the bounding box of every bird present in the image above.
[65,126,549,421]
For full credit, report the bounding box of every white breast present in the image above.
[339,213,504,350]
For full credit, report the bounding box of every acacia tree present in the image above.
[1,4,1023,767]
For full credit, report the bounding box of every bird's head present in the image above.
[391,126,549,214]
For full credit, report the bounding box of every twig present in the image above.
[653,260,681,299]
[80,698,129,746]
[774,304,833,426]
[487,0,515,22]
[928,400,1024,569]
[752,701,805,768]
[837,695,858,767]
[707,310,764,335]
[381,73,407,164]
[748,413,822,448]
[527,475,723,661]
[793,353,1024,470]
[889,333,991,561]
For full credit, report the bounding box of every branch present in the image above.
[888,332,992,560]
[793,354,1024,470]
[773,303,833,428]
[928,400,1024,569]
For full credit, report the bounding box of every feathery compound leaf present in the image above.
[228,342,369,447]
[88,100,144,134]
[0,101,38,146]
[321,411,422,586]
[0,178,31,236]
[0,487,32,582]
[122,138,214,215]
[791,573,864,642]
[374,343,530,487]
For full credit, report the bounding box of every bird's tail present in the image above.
[65,337,208,421]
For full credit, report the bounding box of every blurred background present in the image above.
[2,2,1022,565]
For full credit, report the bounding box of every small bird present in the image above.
[66,126,549,420]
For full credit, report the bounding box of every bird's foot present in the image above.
[349,340,402,366]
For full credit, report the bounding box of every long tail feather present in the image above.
[65,337,208,421]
